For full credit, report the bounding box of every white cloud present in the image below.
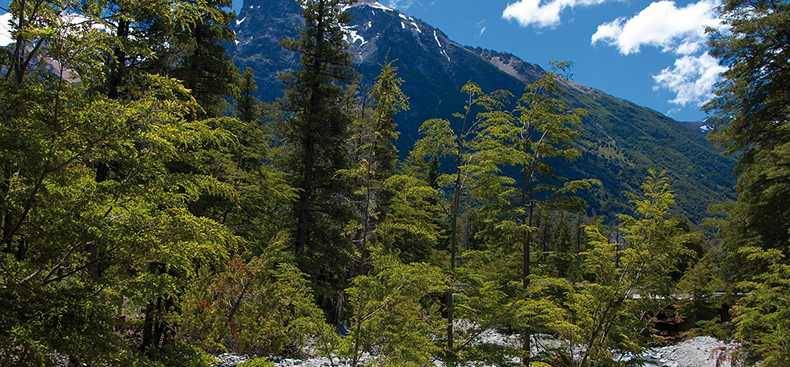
[502,0,611,28]
[1,12,13,47]
[476,19,487,38]
[591,0,727,108]
[652,52,727,106]
[591,0,721,55]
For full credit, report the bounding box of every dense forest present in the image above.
[0,0,787,366]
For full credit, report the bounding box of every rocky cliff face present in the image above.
[231,0,301,101]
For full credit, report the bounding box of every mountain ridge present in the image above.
[228,0,736,222]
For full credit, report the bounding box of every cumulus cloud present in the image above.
[591,0,726,107]
[591,0,721,55]
[652,52,727,106]
[502,0,611,28]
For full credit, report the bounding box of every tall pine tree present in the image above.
[279,0,357,322]
[705,0,790,364]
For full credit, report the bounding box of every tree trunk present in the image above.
[521,158,534,366]
[294,145,314,257]
[447,152,463,359]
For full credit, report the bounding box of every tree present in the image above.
[168,0,239,119]
[278,1,358,320]
[731,248,790,367]
[237,67,262,125]
[341,59,408,272]
[705,1,790,364]
[482,61,595,365]
[412,81,510,357]
[0,0,246,364]
[705,0,790,256]
[557,170,698,367]
[280,0,357,258]
[340,251,447,367]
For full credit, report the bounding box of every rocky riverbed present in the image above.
[216,335,737,367]
[645,336,737,367]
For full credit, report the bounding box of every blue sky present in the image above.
[345,0,726,122]
[1,0,726,122]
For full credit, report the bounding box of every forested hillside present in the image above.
[229,0,736,223]
[0,0,787,366]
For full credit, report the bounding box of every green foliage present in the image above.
[0,0,743,364]
[276,0,356,323]
[376,173,443,264]
[237,67,263,124]
[0,0,277,364]
[704,0,790,260]
[278,0,358,320]
[412,80,512,355]
[702,1,790,364]
[616,170,700,297]
[280,0,357,257]
[731,248,790,366]
[169,0,239,119]
[478,60,596,364]
[551,170,699,367]
[341,251,447,366]
[178,256,331,356]
[676,248,732,339]
[339,59,410,268]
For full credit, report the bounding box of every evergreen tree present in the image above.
[169,0,239,119]
[705,0,790,364]
[279,0,357,321]
[237,67,261,125]
[706,0,790,258]
[341,59,408,270]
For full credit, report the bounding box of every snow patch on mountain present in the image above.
[345,0,393,12]
[343,27,367,46]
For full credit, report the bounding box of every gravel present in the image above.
[216,336,737,367]
[645,336,736,367]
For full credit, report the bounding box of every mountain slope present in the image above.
[228,0,736,222]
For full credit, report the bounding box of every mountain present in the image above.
[228,0,736,223]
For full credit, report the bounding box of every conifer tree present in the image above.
[706,0,790,259]
[279,0,357,321]
[280,0,355,255]
[237,67,261,125]
[169,0,239,119]
[704,0,790,363]
[341,59,408,270]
